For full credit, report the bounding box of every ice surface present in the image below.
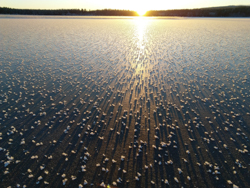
[0,16,250,187]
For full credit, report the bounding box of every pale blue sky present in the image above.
[0,0,249,11]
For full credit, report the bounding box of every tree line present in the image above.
[0,6,250,17]
[0,7,138,16]
[145,6,250,17]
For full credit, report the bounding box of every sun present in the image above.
[137,9,147,16]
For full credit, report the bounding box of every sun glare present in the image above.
[137,9,147,16]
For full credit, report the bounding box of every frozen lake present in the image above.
[0,16,250,188]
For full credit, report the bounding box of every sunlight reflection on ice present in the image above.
[134,17,149,50]
[133,17,151,74]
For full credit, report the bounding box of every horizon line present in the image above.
[1,5,250,12]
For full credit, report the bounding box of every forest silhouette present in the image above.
[1,6,250,17]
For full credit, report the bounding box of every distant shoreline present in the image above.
[1,15,250,20]
[1,6,250,17]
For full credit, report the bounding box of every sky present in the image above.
[0,0,249,11]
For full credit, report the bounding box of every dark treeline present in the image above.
[0,6,250,17]
[146,6,250,17]
[0,7,138,16]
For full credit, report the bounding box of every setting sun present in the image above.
[137,9,147,16]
